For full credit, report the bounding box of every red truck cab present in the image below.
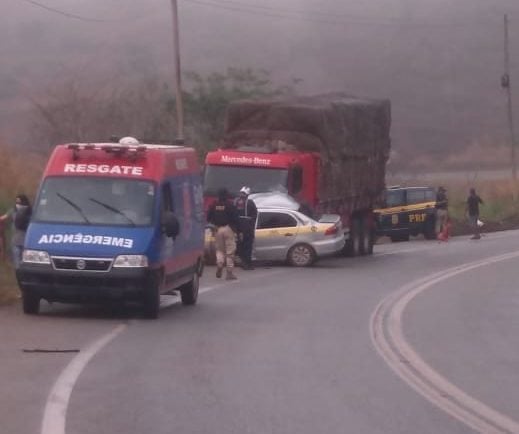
[203,147,320,210]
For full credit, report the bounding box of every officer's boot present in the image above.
[216,266,223,278]
[226,270,237,281]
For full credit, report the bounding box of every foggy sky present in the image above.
[2,0,519,158]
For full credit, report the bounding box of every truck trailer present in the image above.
[204,93,391,255]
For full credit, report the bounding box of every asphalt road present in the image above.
[2,231,519,434]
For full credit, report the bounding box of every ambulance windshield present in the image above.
[204,165,288,196]
[33,177,156,226]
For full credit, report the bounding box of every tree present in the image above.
[29,68,300,153]
[173,68,301,152]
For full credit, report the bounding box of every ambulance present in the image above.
[16,138,205,318]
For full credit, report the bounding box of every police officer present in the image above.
[207,188,239,280]
[234,186,258,270]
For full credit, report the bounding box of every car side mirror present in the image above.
[162,212,180,239]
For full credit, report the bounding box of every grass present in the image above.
[389,175,519,234]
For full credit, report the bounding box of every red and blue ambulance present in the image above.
[16,138,205,318]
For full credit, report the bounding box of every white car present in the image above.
[254,207,345,266]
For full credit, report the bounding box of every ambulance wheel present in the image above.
[22,291,40,315]
[287,243,316,267]
[142,274,160,319]
[180,271,199,306]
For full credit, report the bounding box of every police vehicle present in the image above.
[374,186,437,242]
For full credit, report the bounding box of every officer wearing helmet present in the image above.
[234,186,258,270]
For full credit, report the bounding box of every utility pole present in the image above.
[502,14,517,180]
[171,0,184,143]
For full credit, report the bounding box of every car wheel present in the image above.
[143,272,161,319]
[180,270,199,306]
[287,244,316,267]
[22,291,40,315]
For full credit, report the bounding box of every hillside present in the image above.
[2,0,519,162]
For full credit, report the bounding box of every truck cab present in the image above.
[203,147,319,210]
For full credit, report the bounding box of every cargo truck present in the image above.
[203,93,391,255]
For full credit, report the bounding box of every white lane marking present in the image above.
[41,324,127,434]
[41,267,286,434]
[370,250,519,434]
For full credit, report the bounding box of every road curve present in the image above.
[371,251,519,434]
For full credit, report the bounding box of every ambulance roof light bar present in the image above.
[66,137,147,161]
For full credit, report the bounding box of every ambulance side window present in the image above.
[161,183,174,213]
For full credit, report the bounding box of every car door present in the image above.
[254,211,300,261]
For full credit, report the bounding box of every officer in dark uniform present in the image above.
[207,188,239,280]
[234,186,258,270]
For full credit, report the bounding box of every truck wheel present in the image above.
[22,291,40,315]
[143,273,161,319]
[343,218,361,256]
[287,244,316,267]
[365,228,375,255]
[360,217,374,255]
[180,270,199,306]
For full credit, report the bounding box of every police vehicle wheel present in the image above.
[390,233,410,242]
[143,275,160,319]
[22,291,40,315]
[424,219,436,240]
[180,271,199,306]
[287,244,316,267]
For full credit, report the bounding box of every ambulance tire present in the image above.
[22,291,40,315]
[142,273,161,319]
[180,271,199,306]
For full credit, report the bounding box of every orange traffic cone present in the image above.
[437,219,452,242]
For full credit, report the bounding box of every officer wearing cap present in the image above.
[207,188,240,280]
[234,186,258,270]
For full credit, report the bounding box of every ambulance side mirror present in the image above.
[162,212,180,239]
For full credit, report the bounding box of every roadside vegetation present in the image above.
[0,147,43,302]
[389,175,519,235]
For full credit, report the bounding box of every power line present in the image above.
[183,0,499,29]
[19,0,118,22]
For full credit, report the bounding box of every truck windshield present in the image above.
[204,165,288,196]
[33,177,156,226]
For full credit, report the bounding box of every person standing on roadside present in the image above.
[0,194,32,268]
[234,186,258,270]
[435,186,449,237]
[207,188,239,280]
[466,188,483,240]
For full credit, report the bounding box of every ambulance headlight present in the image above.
[23,250,51,265]
[113,255,148,268]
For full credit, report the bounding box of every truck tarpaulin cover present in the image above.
[224,93,391,210]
